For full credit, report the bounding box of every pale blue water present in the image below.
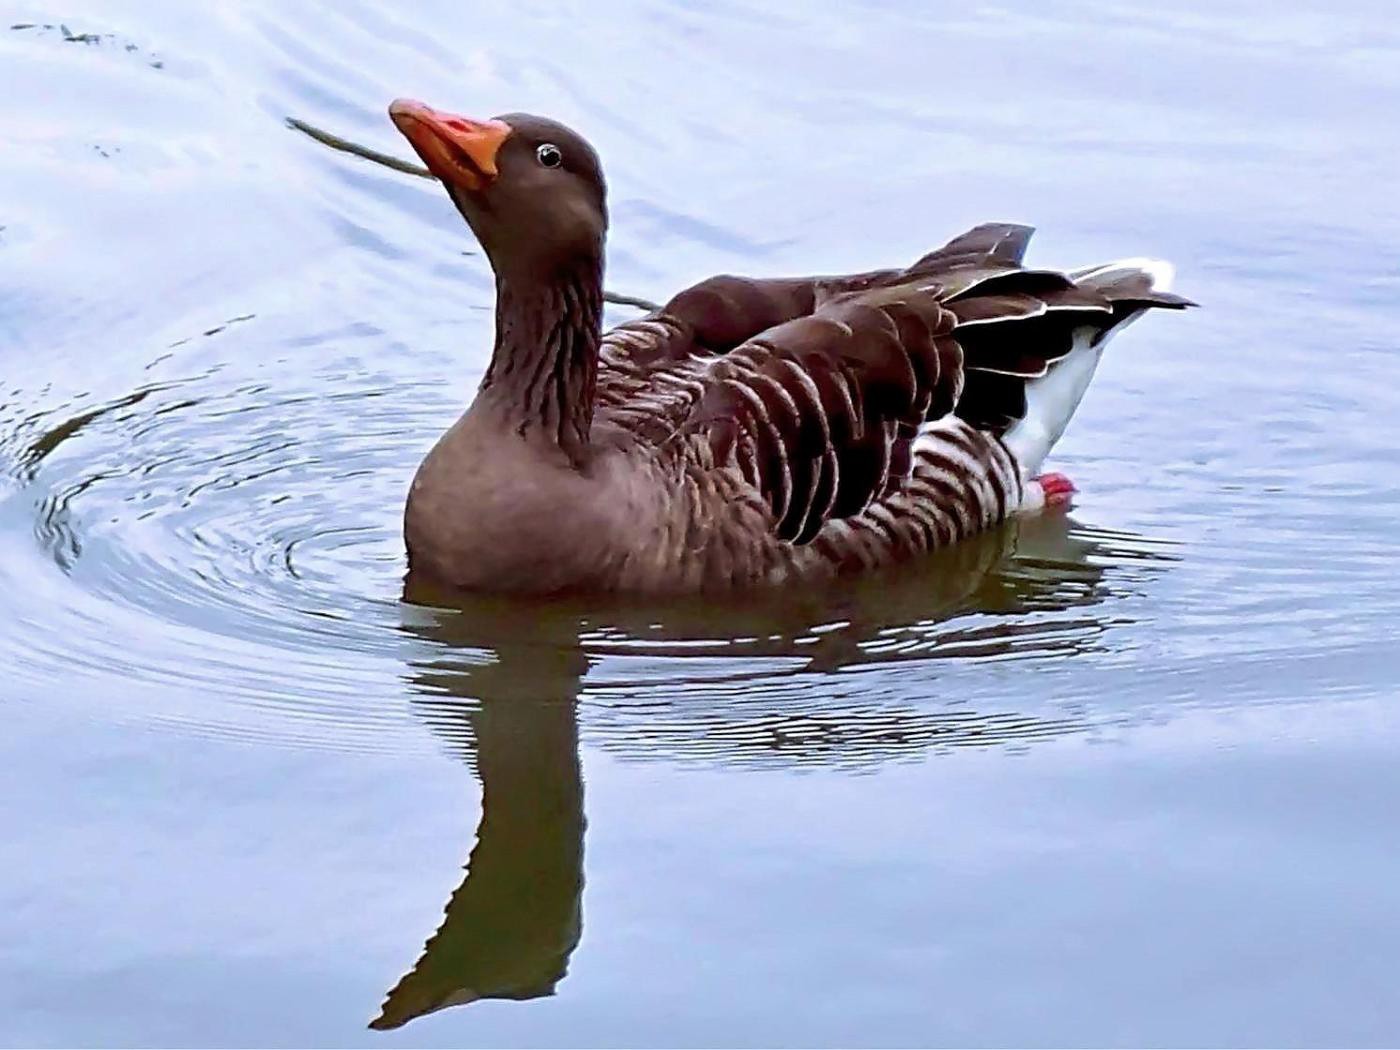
[2,1,1399,1045]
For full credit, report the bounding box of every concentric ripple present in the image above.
[1,318,438,750]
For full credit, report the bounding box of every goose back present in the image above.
[588,224,1190,588]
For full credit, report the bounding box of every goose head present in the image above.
[389,99,608,281]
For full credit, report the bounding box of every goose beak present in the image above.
[389,99,511,192]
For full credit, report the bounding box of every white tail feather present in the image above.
[1004,257,1173,481]
[1071,257,1175,291]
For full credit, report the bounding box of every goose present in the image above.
[388,98,1192,594]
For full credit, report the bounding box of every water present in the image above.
[3,1,1398,1044]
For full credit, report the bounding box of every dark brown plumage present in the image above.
[389,99,1193,594]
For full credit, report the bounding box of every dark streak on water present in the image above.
[3,1,1399,1046]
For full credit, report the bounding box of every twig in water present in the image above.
[285,116,662,313]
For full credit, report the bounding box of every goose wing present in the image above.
[598,224,1192,544]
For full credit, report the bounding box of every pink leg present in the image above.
[1034,472,1077,508]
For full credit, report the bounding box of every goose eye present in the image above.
[536,143,563,168]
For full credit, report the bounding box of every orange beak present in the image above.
[388,99,511,191]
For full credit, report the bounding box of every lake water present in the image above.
[3,1,1399,1045]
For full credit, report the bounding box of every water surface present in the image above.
[3,1,1399,1045]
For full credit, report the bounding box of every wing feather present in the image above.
[595,223,1192,545]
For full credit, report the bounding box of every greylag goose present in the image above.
[389,99,1192,594]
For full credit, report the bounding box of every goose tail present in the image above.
[1003,257,1183,478]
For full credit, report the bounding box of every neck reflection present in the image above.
[372,613,589,1030]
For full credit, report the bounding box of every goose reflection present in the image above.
[373,512,1169,1029]
[370,630,586,1030]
